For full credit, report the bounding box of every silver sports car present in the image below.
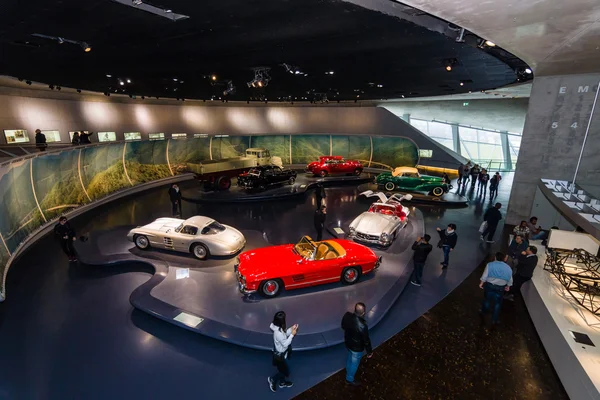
[348,191,412,246]
[127,216,246,260]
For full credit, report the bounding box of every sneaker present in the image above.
[268,377,276,392]
[346,380,361,386]
[278,381,293,388]
[410,280,421,287]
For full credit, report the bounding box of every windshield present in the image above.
[175,223,183,233]
[201,221,226,235]
[370,204,396,215]
[294,236,316,259]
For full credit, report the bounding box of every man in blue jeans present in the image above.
[436,224,458,269]
[479,252,513,325]
[341,303,373,386]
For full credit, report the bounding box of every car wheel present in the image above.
[134,235,150,250]
[216,176,231,191]
[191,243,209,260]
[288,176,295,185]
[341,266,362,285]
[319,170,328,178]
[384,181,396,191]
[354,168,362,176]
[259,279,283,297]
[432,187,444,197]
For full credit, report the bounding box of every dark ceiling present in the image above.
[0,0,530,101]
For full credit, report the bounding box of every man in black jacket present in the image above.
[341,302,373,386]
[314,184,326,209]
[409,234,432,286]
[506,246,538,301]
[35,129,47,152]
[168,183,183,217]
[79,131,94,144]
[437,224,457,269]
[481,203,503,243]
[313,205,326,241]
[54,216,77,262]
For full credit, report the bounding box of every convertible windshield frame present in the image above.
[294,236,317,259]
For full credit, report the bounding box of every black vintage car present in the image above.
[237,166,297,191]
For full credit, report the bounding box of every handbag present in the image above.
[479,221,488,234]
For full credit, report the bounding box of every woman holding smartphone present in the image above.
[268,311,298,392]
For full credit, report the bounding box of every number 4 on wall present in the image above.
[571,122,578,128]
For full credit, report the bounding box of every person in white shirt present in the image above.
[268,311,298,392]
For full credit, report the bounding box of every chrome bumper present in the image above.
[234,261,256,294]
[349,232,390,246]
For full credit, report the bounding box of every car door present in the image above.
[174,225,198,251]
[399,173,420,189]
[263,166,275,185]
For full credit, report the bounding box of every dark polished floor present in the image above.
[295,229,569,400]
[0,172,567,399]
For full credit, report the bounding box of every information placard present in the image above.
[124,132,141,141]
[4,129,29,144]
[41,130,61,143]
[98,132,116,142]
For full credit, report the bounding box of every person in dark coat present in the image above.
[34,129,47,152]
[489,172,501,200]
[506,246,538,300]
[79,131,94,144]
[507,234,528,269]
[54,216,77,262]
[469,164,480,189]
[409,234,432,286]
[71,132,80,146]
[168,183,183,217]
[436,224,457,269]
[313,205,326,241]
[315,184,326,209]
[478,169,490,195]
[481,202,503,243]
[341,302,373,386]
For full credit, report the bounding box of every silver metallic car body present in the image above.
[127,216,246,257]
[348,191,411,246]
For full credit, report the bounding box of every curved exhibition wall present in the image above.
[0,133,419,300]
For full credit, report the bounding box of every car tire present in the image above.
[216,176,231,191]
[191,243,209,260]
[432,187,444,197]
[341,266,362,285]
[134,235,150,250]
[384,181,396,191]
[288,176,296,185]
[259,279,283,297]
[354,168,362,176]
[319,170,328,178]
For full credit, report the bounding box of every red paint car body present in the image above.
[306,156,363,177]
[234,236,381,297]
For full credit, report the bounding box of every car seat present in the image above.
[316,244,329,260]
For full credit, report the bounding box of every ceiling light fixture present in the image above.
[106,74,112,78]
[525,68,532,74]
[247,67,271,88]
[223,80,236,96]
[485,40,496,47]
[132,0,142,5]
[211,75,217,81]
[57,37,65,44]
[32,33,92,52]
[444,58,458,72]
[126,79,131,83]
[445,65,452,72]
[81,42,92,52]
[119,81,125,86]
[377,84,383,88]
[459,81,464,86]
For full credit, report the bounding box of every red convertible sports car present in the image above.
[234,236,382,297]
[306,156,363,177]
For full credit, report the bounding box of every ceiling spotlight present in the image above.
[126,79,131,83]
[377,84,383,88]
[445,65,452,72]
[525,68,532,74]
[106,74,112,77]
[132,0,143,5]
[58,37,65,44]
[173,78,178,81]
[485,40,496,47]
[247,67,271,88]
[119,81,125,86]
[223,80,236,96]
[81,42,91,52]
[325,71,335,75]
[257,81,263,87]
[211,75,217,81]
[26,80,32,85]
[459,81,464,86]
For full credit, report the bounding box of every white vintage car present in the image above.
[348,191,412,246]
[127,216,246,260]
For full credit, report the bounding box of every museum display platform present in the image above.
[357,183,468,205]
[183,171,374,203]
[74,208,424,351]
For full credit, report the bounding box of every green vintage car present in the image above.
[376,167,449,197]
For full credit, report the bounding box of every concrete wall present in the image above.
[0,93,464,168]
[506,74,600,225]
[379,98,529,133]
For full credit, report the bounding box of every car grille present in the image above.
[356,232,380,242]
[163,238,173,247]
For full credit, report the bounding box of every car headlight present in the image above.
[381,233,390,241]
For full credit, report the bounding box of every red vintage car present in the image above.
[306,156,363,177]
[234,236,381,297]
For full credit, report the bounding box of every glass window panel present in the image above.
[477,130,501,145]
[459,127,478,142]
[432,138,454,151]
[478,144,503,160]
[428,121,453,140]
[410,119,428,133]
[508,135,521,157]
[461,141,478,159]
